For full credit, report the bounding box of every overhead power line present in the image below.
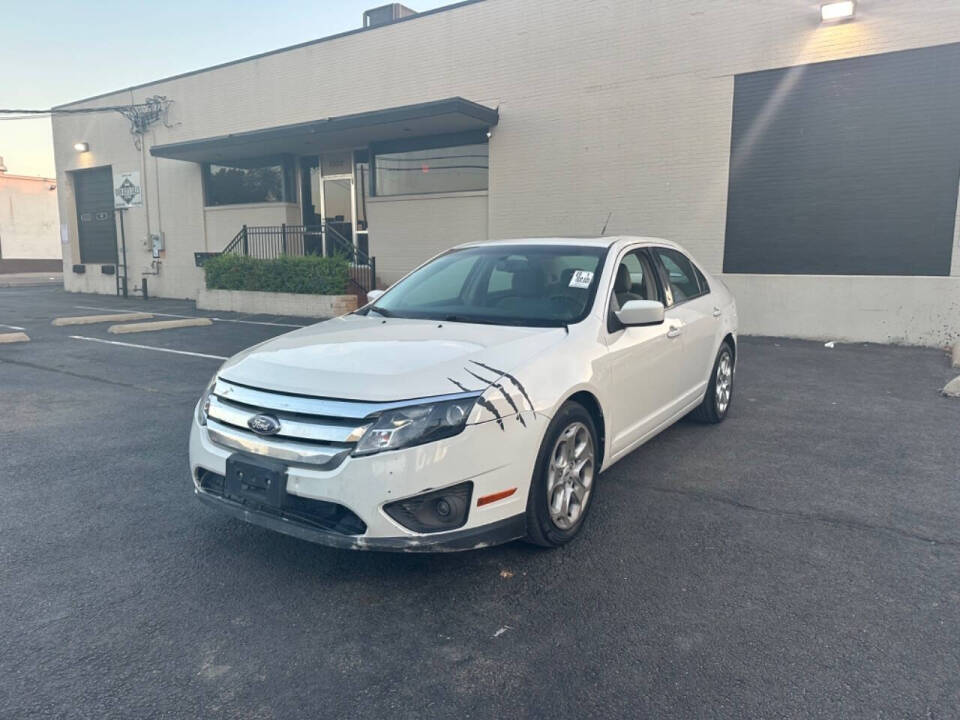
[0,96,176,148]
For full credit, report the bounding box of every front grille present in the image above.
[205,378,375,467]
[205,378,481,467]
[196,468,366,536]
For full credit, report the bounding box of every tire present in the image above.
[691,341,735,424]
[525,401,599,548]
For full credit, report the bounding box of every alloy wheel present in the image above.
[546,421,595,530]
[715,350,733,415]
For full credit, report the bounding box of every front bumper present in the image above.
[194,488,527,551]
[190,409,547,552]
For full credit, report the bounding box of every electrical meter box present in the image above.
[150,233,164,258]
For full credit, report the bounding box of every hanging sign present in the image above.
[113,171,143,209]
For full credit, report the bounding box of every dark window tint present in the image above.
[204,157,294,206]
[374,143,488,196]
[653,248,701,305]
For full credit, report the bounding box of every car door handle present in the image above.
[713,307,722,317]
[667,326,682,339]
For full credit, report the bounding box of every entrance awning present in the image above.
[149,97,498,163]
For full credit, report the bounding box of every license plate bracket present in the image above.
[225,455,286,509]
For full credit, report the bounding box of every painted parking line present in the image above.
[73,305,304,328]
[69,335,227,360]
[0,324,25,331]
[0,332,30,344]
[108,318,213,334]
[53,312,153,326]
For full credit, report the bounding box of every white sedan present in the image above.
[190,237,738,550]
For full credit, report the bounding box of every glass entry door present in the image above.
[320,176,355,255]
[300,153,362,257]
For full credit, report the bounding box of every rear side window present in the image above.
[653,248,702,305]
[693,265,710,295]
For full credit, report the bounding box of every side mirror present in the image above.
[366,289,385,304]
[615,299,665,327]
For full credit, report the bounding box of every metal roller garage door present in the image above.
[73,167,118,265]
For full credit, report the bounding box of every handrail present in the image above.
[196,222,377,294]
[222,226,247,256]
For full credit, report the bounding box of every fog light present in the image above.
[384,482,472,533]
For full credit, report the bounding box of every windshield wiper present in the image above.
[368,307,394,318]
[442,315,516,326]
[442,315,560,328]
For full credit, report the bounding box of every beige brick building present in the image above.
[51,0,960,346]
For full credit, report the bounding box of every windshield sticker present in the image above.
[568,270,594,289]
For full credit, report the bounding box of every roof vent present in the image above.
[0,156,6,173]
[363,3,417,28]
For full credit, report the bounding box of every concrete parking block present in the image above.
[0,332,30,344]
[108,317,212,334]
[952,342,960,369]
[943,375,960,398]
[53,312,153,326]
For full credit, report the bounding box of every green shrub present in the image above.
[204,254,350,295]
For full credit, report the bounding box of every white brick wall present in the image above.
[51,0,960,342]
[367,191,488,284]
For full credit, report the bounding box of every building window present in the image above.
[203,156,294,206]
[372,132,488,197]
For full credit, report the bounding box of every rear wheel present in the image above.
[691,341,734,423]
[525,402,598,547]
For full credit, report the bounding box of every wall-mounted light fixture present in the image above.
[73,142,90,152]
[821,1,856,22]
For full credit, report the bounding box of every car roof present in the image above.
[453,236,679,250]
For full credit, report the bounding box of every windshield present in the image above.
[366,244,607,327]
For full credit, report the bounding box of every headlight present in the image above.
[196,376,217,426]
[353,396,479,456]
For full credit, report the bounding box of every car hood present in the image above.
[218,314,566,402]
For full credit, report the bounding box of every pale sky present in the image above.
[0,0,451,177]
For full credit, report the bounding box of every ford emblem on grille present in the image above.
[247,414,281,436]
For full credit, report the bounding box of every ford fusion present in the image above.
[191,237,738,550]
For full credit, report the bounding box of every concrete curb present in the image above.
[53,312,153,326]
[0,332,30,344]
[943,376,960,398]
[108,318,212,334]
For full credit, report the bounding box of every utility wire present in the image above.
[0,105,140,115]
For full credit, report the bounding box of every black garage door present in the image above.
[724,42,960,277]
[74,167,118,265]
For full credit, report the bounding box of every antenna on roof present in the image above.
[600,211,612,236]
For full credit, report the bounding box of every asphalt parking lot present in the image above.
[2,284,959,719]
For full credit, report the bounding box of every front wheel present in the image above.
[525,401,599,547]
[691,341,735,423]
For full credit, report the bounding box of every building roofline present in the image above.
[0,173,57,183]
[53,0,486,109]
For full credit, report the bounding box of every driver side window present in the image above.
[611,249,660,311]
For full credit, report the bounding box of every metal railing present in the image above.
[198,223,376,295]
